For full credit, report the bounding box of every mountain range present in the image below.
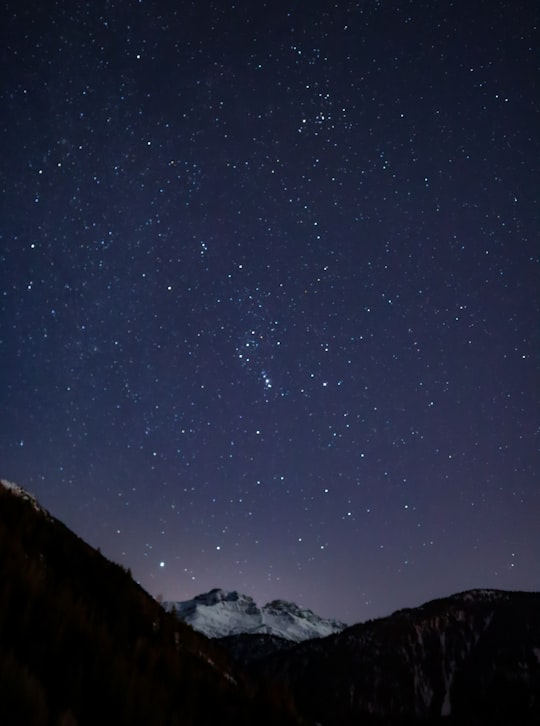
[242,587,540,725]
[164,588,347,640]
[1,477,539,725]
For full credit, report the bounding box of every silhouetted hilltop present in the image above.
[240,587,540,725]
[0,480,302,726]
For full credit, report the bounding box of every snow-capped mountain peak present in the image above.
[164,588,346,642]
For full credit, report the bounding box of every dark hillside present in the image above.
[246,589,540,725]
[0,483,301,726]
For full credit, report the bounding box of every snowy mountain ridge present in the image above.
[0,478,51,519]
[164,588,347,641]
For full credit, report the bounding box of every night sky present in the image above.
[1,0,538,624]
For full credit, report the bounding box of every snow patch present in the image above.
[0,479,50,517]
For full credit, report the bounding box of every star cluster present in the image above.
[1,0,538,622]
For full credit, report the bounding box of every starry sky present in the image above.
[1,0,538,624]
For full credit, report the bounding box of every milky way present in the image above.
[1,0,538,622]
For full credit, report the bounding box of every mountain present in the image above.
[164,588,347,641]
[2,477,539,726]
[0,480,302,726]
[0,478,51,516]
[164,586,540,725]
[245,588,540,725]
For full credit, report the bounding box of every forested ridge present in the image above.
[0,484,301,726]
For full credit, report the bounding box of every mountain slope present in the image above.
[165,588,347,641]
[0,480,302,726]
[249,588,540,725]
[3,477,539,725]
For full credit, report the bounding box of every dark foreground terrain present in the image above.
[1,480,539,725]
